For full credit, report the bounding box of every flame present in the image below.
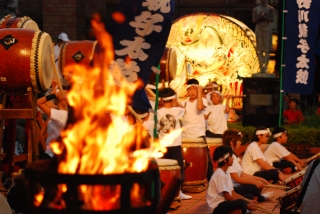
[44,14,178,211]
[50,15,152,175]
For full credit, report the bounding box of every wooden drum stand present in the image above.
[0,87,45,183]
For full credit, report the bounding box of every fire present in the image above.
[43,14,172,211]
[51,16,152,175]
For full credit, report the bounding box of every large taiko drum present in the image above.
[182,138,208,188]
[0,15,39,30]
[148,46,180,85]
[156,159,181,201]
[59,40,97,74]
[207,138,223,168]
[0,29,53,94]
[278,185,301,211]
[283,170,305,189]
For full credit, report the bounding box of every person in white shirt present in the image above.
[37,81,68,158]
[207,146,257,214]
[222,129,274,202]
[241,126,286,183]
[264,127,306,173]
[54,32,69,87]
[204,91,230,138]
[181,79,213,182]
[157,87,192,200]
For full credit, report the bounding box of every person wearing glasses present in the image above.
[241,126,286,183]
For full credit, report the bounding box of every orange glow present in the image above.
[47,15,174,211]
[34,191,44,207]
[112,12,126,24]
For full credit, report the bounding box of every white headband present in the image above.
[186,84,198,89]
[273,132,283,138]
[208,90,222,97]
[161,95,176,101]
[217,153,230,163]
[255,128,271,135]
[273,131,287,138]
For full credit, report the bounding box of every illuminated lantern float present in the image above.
[163,13,259,109]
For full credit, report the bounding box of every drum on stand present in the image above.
[59,40,97,74]
[148,47,179,87]
[278,185,301,211]
[0,29,53,94]
[182,138,208,192]
[0,15,39,30]
[156,158,181,209]
[283,170,305,189]
[206,138,223,170]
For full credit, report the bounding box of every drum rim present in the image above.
[156,158,178,165]
[278,185,301,198]
[0,14,11,27]
[30,30,53,92]
[284,170,305,184]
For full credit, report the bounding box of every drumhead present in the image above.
[0,194,12,214]
[156,158,178,166]
[206,138,223,145]
[284,170,305,185]
[20,19,39,30]
[0,15,39,30]
[30,31,53,92]
[182,138,205,143]
[168,47,178,80]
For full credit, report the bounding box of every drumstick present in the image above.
[145,87,156,98]
[264,184,290,190]
[305,152,320,164]
[127,105,143,123]
[50,54,64,96]
[243,198,277,214]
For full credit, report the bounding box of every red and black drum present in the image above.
[283,170,305,189]
[0,15,39,30]
[58,40,97,74]
[278,185,301,211]
[0,29,53,94]
[206,138,223,169]
[156,159,181,201]
[182,138,208,191]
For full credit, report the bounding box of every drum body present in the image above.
[283,170,305,188]
[0,15,39,30]
[0,29,53,94]
[278,185,301,211]
[149,46,180,85]
[156,158,181,199]
[182,138,208,186]
[59,40,97,74]
[207,137,223,168]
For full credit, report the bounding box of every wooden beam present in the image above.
[0,109,33,119]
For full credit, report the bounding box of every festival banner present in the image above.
[283,0,320,95]
[105,0,174,111]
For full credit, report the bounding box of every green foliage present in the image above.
[228,104,320,147]
[228,120,320,147]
